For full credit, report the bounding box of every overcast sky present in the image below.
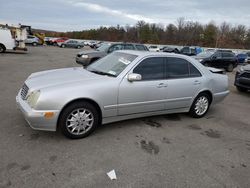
[0,0,249,31]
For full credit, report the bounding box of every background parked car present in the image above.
[59,40,84,49]
[236,53,248,64]
[194,50,238,72]
[50,37,69,46]
[180,46,202,56]
[148,45,160,52]
[76,42,149,66]
[161,46,180,53]
[245,52,250,63]
[234,64,250,92]
[25,35,39,46]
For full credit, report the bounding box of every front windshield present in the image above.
[96,43,111,52]
[196,51,213,58]
[86,52,138,77]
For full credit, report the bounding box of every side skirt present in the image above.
[102,108,190,125]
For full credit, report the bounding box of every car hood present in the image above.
[25,67,103,90]
[77,50,107,56]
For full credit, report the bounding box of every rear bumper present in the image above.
[212,90,230,104]
[16,93,59,131]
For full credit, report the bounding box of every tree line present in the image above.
[45,18,250,49]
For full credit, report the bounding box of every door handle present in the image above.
[157,83,168,88]
[193,80,201,85]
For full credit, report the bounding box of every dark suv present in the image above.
[76,43,149,66]
[235,65,250,92]
[194,50,238,72]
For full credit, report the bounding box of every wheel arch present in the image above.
[0,43,6,51]
[196,90,213,104]
[57,98,103,130]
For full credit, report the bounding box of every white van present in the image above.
[0,26,27,53]
[0,28,16,52]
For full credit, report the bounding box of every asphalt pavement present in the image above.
[0,46,250,188]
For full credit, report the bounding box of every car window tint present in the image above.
[124,44,135,50]
[108,44,123,53]
[189,63,202,77]
[136,45,146,51]
[167,57,189,78]
[214,52,222,58]
[222,52,234,57]
[133,57,165,80]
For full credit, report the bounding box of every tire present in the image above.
[0,44,6,53]
[226,63,234,72]
[61,44,65,48]
[59,101,99,139]
[236,86,247,92]
[32,42,38,46]
[77,45,81,49]
[189,93,211,118]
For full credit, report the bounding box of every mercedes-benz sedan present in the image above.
[16,51,229,139]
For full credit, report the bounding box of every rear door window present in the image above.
[166,57,189,78]
[166,57,201,78]
[222,52,234,58]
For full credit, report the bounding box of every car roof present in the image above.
[111,42,146,45]
[115,50,189,59]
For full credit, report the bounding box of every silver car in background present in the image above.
[16,51,229,139]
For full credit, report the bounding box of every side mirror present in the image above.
[127,73,142,82]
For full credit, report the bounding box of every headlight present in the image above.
[238,66,244,73]
[26,90,40,108]
[81,54,88,58]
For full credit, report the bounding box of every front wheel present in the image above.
[189,93,211,118]
[0,44,6,53]
[59,101,99,139]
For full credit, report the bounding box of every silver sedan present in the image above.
[16,51,229,139]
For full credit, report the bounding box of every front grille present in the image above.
[20,84,29,100]
[242,72,250,78]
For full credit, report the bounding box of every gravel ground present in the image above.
[0,46,250,188]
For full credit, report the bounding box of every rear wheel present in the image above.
[61,44,65,48]
[226,63,234,72]
[59,101,99,139]
[0,44,6,53]
[189,93,211,118]
[32,42,38,46]
[77,45,81,49]
[236,86,247,92]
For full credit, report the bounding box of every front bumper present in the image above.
[234,72,250,89]
[75,56,91,66]
[16,93,59,131]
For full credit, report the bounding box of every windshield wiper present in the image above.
[89,70,116,77]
